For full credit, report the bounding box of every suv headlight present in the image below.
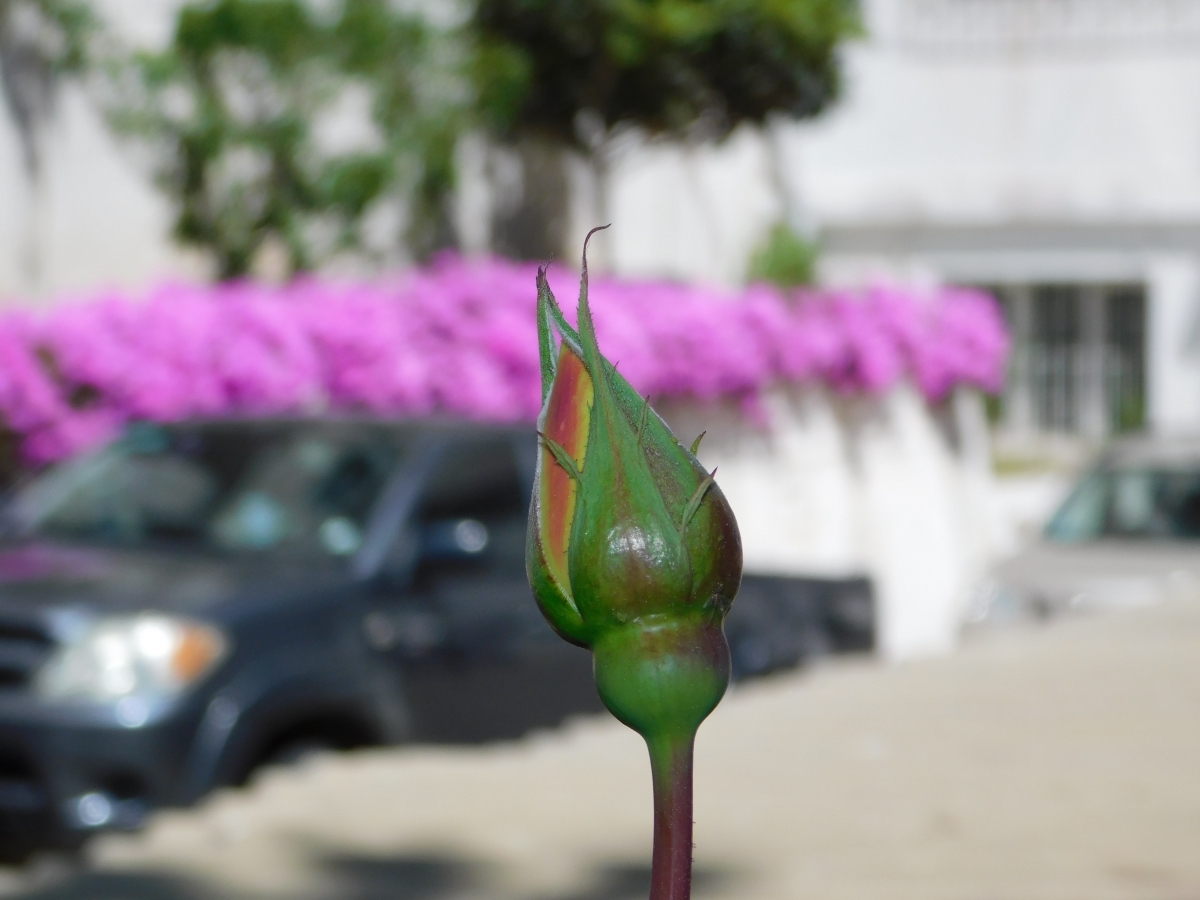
[35,614,228,709]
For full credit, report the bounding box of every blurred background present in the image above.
[1,0,1199,897]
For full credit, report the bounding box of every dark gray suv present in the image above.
[0,418,873,860]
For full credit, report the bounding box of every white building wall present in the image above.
[0,0,195,305]
[793,0,1200,227]
[604,130,782,286]
[1147,255,1200,433]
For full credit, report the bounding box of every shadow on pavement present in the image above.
[8,869,212,900]
[311,851,484,900]
[6,851,739,900]
[544,862,736,900]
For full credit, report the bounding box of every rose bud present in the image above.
[526,227,742,900]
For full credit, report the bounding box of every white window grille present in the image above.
[990,282,1145,436]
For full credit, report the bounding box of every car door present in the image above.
[375,431,601,742]
[412,435,544,651]
[200,424,416,783]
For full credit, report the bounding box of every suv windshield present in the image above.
[1046,467,1200,542]
[5,422,408,556]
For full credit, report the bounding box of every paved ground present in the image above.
[5,599,1200,900]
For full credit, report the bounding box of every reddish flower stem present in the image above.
[647,733,695,900]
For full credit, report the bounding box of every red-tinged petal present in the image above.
[538,343,593,597]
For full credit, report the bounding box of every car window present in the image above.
[1046,466,1200,541]
[209,433,399,555]
[1130,470,1200,538]
[1045,471,1108,542]
[1111,471,1157,534]
[415,438,528,575]
[16,423,407,556]
[15,426,263,546]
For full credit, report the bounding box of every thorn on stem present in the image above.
[689,431,706,455]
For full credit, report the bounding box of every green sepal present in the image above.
[566,228,694,627]
[681,469,716,533]
[536,265,558,404]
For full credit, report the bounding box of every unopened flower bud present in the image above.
[526,228,742,743]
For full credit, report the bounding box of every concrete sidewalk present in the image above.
[6,599,1200,900]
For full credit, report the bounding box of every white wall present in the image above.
[792,0,1200,228]
[0,0,195,306]
[663,386,1008,660]
[661,388,861,578]
[603,129,782,286]
[1147,255,1200,433]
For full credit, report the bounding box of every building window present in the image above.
[990,282,1145,437]
[1030,284,1082,433]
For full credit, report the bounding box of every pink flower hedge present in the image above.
[0,254,1008,464]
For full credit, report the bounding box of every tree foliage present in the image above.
[13,1,859,276]
[471,0,861,148]
[105,0,468,279]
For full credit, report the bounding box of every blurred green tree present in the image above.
[104,0,468,279]
[473,0,858,144]
[470,0,860,259]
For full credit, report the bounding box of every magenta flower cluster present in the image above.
[0,255,1008,464]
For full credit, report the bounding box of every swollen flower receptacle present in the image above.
[592,614,731,744]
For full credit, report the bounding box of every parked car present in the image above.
[971,435,1200,624]
[0,418,873,860]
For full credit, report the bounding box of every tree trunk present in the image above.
[764,115,810,238]
[490,135,571,261]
